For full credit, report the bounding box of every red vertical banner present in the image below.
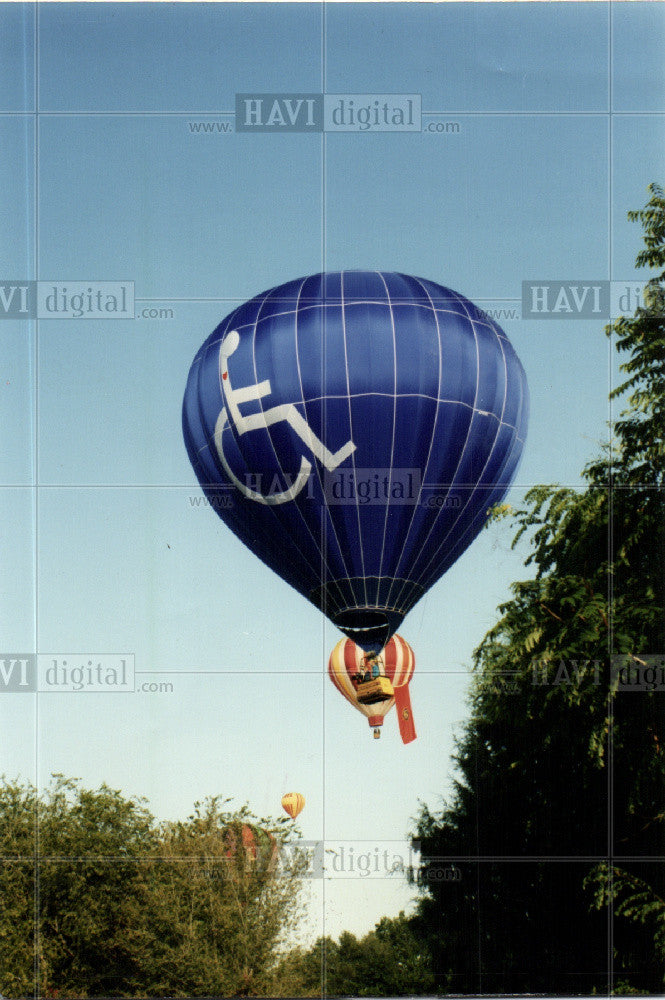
[394,685,416,744]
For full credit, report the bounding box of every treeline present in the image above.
[0,777,302,998]
[0,773,432,998]
[407,184,665,995]
[271,914,435,997]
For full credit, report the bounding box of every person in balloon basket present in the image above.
[352,654,378,686]
[353,654,394,705]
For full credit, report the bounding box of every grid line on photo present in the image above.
[1,478,628,490]
[32,6,40,996]
[319,8,328,995]
[4,852,664,864]
[607,9,615,991]
[7,110,665,118]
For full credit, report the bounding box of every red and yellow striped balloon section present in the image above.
[281,791,306,819]
[222,822,278,879]
[328,634,416,741]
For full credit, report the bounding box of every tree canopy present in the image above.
[0,776,303,998]
[413,183,665,995]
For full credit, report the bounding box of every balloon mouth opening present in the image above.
[333,609,392,654]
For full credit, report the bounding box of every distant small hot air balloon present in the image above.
[328,634,416,742]
[281,792,305,819]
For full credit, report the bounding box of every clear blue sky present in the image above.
[1,1,664,944]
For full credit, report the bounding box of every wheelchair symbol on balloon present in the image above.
[214,330,356,506]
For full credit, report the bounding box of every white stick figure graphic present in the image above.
[214,329,356,505]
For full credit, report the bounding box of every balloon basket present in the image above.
[356,676,394,705]
[373,728,381,739]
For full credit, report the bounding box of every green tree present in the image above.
[0,777,305,997]
[272,913,435,997]
[413,184,665,995]
[0,780,37,997]
[149,798,304,997]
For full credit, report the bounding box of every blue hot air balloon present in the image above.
[183,272,528,654]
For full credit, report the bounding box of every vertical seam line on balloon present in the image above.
[419,338,527,593]
[197,316,307,586]
[293,275,353,610]
[340,270,368,608]
[395,637,403,685]
[213,314,326,587]
[294,276,347,600]
[330,645,362,714]
[413,315,511,592]
[247,290,324,583]
[414,316,510,589]
[192,322,304,582]
[426,321,529,588]
[374,271,399,607]
[210,309,250,475]
[386,275,444,614]
[391,288,482,605]
[418,442,522,595]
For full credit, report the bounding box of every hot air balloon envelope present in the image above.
[183,272,528,652]
[222,822,278,881]
[281,792,305,819]
[329,634,416,743]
